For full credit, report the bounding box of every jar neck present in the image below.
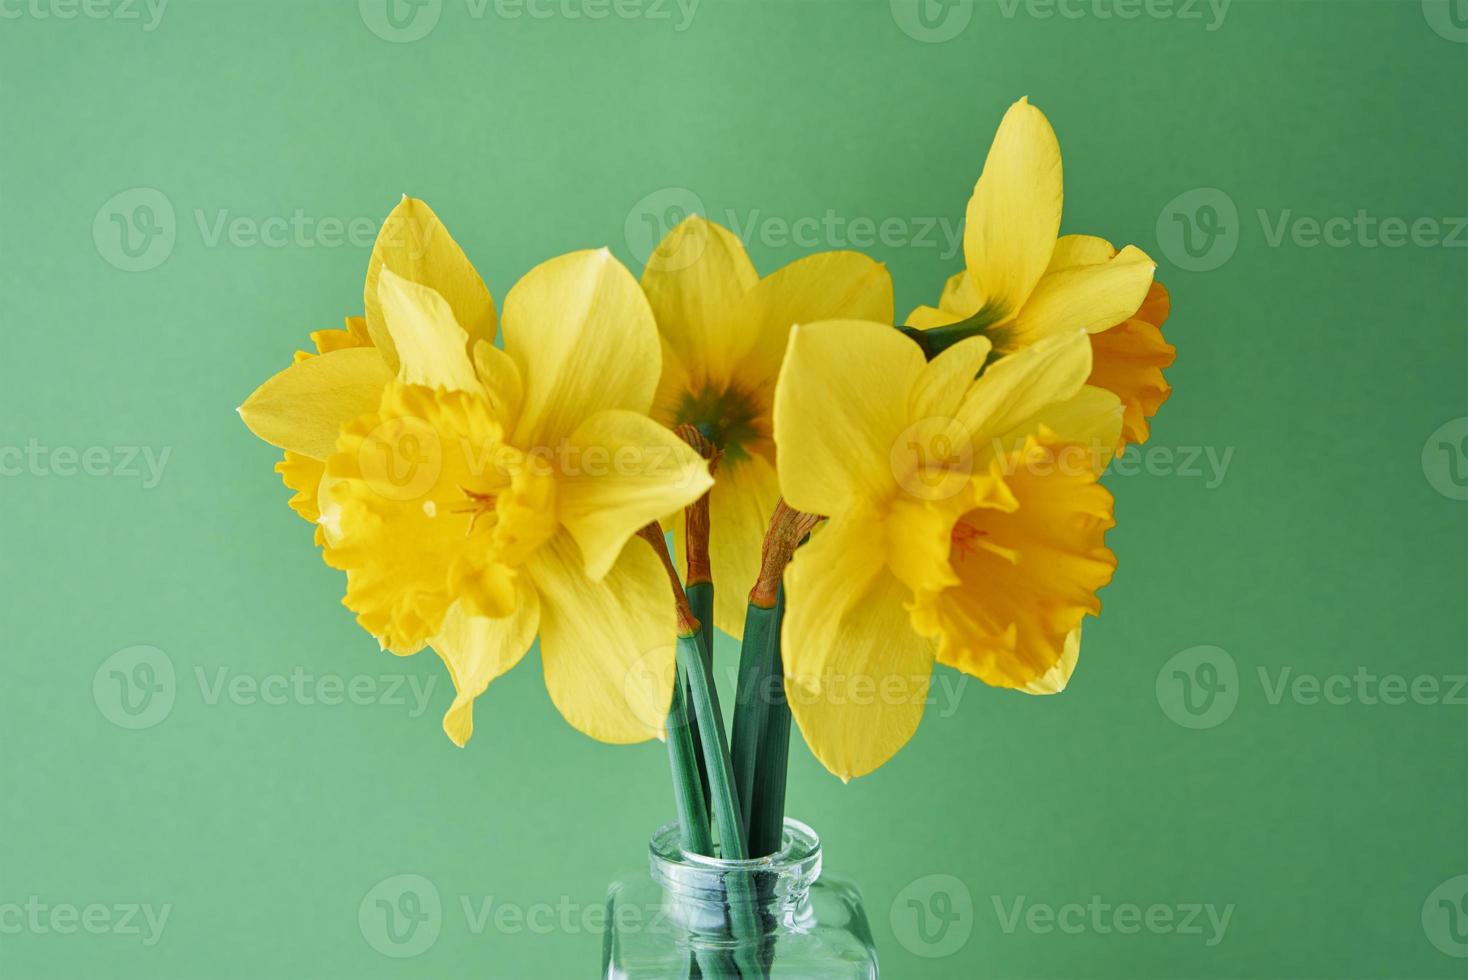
[648,819,822,929]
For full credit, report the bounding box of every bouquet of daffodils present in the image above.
[239,98,1173,865]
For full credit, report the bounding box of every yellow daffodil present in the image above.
[906,98,1171,453]
[241,200,712,746]
[773,323,1119,780]
[640,216,893,637]
[241,195,496,541]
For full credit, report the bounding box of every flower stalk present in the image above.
[731,500,820,856]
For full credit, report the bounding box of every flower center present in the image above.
[951,520,987,562]
[674,383,768,461]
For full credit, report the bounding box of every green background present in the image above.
[2,0,1466,976]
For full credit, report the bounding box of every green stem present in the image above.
[676,631,745,859]
[678,629,766,979]
[729,600,778,850]
[896,302,1007,360]
[665,660,713,857]
[745,588,791,858]
[684,580,716,822]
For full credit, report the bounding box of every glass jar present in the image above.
[602,818,878,978]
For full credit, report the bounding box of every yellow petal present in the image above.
[909,335,994,422]
[310,317,374,355]
[939,269,982,316]
[557,410,713,581]
[954,330,1092,450]
[885,497,961,595]
[1045,234,1116,272]
[322,384,518,653]
[376,269,483,394]
[1087,282,1175,450]
[276,451,325,523]
[502,249,661,448]
[1021,626,1081,695]
[640,217,757,387]
[963,98,1062,321]
[905,304,963,330]
[998,385,1124,474]
[1011,245,1156,343]
[782,513,936,780]
[472,340,524,431]
[904,270,983,330]
[431,591,540,746]
[364,197,496,369]
[773,320,924,515]
[239,347,392,459]
[733,250,894,391]
[530,532,676,744]
[910,435,1115,688]
[706,452,782,639]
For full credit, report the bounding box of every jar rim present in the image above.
[648,817,822,891]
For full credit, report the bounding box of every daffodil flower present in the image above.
[773,323,1119,780]
[906,98,1172,452]
[241,201,713,747]
[240,196,497,543]
[640,216,893,637]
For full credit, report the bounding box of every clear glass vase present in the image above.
[602,818,878,978]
